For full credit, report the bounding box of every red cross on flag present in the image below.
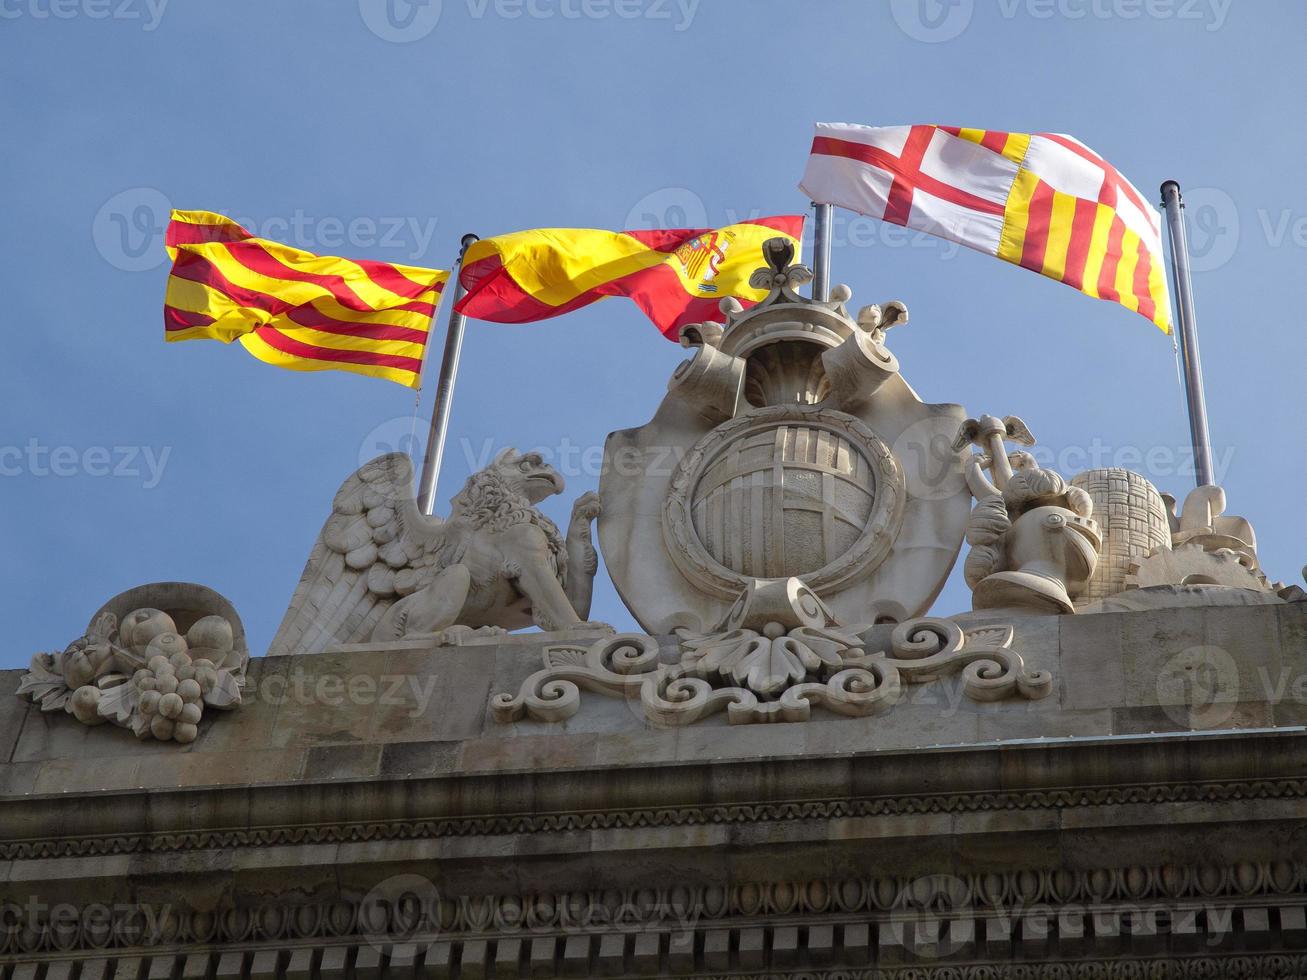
[799,123,1172,333]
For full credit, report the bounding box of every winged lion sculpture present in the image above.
[268,449,606,657]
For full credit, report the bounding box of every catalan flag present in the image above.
[800,123,1172,333]
[455,217,805,339]
[163,211,449,388]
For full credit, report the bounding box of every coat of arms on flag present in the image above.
[672,230,735,293]
[455,217,804,340]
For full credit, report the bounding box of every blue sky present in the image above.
[1,0,1303,667]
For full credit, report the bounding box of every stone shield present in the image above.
[600,351,971,635]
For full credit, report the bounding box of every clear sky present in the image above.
[2,0,1303,667]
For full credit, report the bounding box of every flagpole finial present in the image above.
[746,237,814,307]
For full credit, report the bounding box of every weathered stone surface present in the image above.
[2,599,1305,975]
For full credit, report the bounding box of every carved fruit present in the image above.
[192,661,218,693]
[145,633,188,662]
[179,702,202,725]
[177,679,202,702]
[173,722,198,744]
[139,690,161,715]
[70,685,104,725]
[147,655,171,674]
[189,647,231,669]
[149,714,175,740]
[155,674,179,695]
[120,609,176,651]
[158,693,184,720]
[64,650,99,689]
[187,616,233,653]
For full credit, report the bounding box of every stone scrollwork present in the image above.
[493,578,1051,727]
[491,633,661,724]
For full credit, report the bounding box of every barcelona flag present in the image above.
[800,123,1171,332]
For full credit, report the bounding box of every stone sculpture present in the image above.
[494,576,1051,726]
[268,449,605,657]
[1071,476,1297,611]
[17,582,246,743]
[955,415,1101,614]
[1129,483,1268,589]
[1069,467,1173,605]
[599,238,971,634]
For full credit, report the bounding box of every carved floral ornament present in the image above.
[493,577,1050,726]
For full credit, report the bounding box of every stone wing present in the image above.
[267,453,446,657]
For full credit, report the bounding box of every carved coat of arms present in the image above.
[597,240,972,634]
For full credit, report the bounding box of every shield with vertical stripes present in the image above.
[661,406,906,603]
[690,422,876,580]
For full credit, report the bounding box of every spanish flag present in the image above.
[455,216,805,339]
[801,124,1171,333]
[163,211,449,389]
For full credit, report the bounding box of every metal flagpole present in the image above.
[1158,181,1215,488]
[417,233,478,515]
[811,201,833,302]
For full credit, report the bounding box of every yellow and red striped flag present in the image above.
[455,217,805,340]
[163,211,449,388]
[800,123,1172,333]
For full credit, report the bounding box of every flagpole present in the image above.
[811,201,833,302]
[417,233,478,515]
[1159,181,1215,488]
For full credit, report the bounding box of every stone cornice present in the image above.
[3,729,1307,862]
